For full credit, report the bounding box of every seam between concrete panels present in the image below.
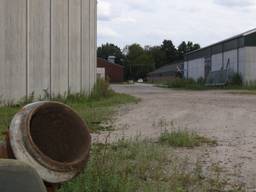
[50,0,52,97]
[80,0,83,93]
[67,0,70,92]
[89,0,91,91]
[26,0,29,98]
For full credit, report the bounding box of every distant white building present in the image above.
[184,28,256,84]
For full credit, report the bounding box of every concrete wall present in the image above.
[0,0,97,103]
[0,0,27,102]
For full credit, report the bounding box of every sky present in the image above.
[97,0,256,49]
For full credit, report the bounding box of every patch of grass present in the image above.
[0,79,138,138]
[59,138,244,192]
[165,78,207,90]
[159,130,217,148]
[158,73,256,91]
[68,93,138,132]
[0,106,19,139]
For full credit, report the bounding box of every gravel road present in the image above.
[95,83,256,189]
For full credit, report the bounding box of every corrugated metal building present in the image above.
[97,58,124,83]
[0,0,97,103]
[184,28,256,84]
[147,61,184,82]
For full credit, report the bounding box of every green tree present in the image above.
[124,44,155,80]
[161,40,179,64]
[148,46,166,69]
[97,43,124,64]
[178,41,200,59]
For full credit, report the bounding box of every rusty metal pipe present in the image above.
[0,102,91,191]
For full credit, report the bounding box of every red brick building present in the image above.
[97,58,124,83]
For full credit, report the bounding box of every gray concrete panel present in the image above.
[0,0,27,103]
[82,0,91,94]
[68,0,81,93]
[89,0,97,90]
[0,0,96,103]
[28,0,51,97]
[51,0,69,96]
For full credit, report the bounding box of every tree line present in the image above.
[97,40,200,80]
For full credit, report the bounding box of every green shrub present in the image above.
[90,78,114,100]
[159,130,217,148]
[166,78,206,90]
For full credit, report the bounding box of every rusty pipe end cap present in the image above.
[9,101,91,183]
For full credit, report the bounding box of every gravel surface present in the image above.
[94,83,256,189]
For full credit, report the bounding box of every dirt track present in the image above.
[96,83,256,189]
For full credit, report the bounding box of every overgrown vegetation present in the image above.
[159,130,217,148]
[59,138,244,192]
[165,78,206,90]
[0,79,138,137]
[160,73,256,91]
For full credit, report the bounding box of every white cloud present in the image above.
[98,25,119,38]
[97,0,256,48]
[98,1,112,21]
[213,0,255,7]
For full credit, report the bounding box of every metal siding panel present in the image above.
[184,61,188,78]
[0,0,27,102]
[238,48,246,79]
[187,58,205,80]
[223,49,238,73]
[245,33,256,47]
[238,37,245,48]
[223,39,238,52]
[211,44,222,55]
[28,0,51,97]
[82,0,90,94]
[243,47,256,83]
[51,0,69,95]
[69,0,81,93]
[211,53,223,72]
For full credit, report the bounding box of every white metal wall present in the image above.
[184,61,188,79]
[211,53,222,72]
[0,0,97,103]
[187,58,205,80]
[223,49,238,73]
[211,50,239,73]
[243,47,256,83]
[186,47,256,83]
[238,48,246,79]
